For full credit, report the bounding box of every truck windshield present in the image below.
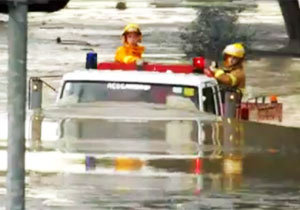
[60,81,199,108]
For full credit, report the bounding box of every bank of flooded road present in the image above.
[0,113,300,209]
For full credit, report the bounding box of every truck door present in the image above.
[201,84,222,116]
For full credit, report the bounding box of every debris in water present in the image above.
[116,2,127,10]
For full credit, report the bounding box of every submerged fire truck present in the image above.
[29,52,282,122]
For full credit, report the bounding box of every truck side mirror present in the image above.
[28,77,43,110]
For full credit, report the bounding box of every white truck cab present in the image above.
[57,69,223,116]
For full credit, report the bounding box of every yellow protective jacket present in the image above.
[115,44,145,64]
[214,65,245,93]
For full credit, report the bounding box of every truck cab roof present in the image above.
[61,69,217,87]
[57,68,222,115]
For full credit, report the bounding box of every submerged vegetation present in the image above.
[116,2,127,10]
[180,7,255,61]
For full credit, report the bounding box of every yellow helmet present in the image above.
[223,43,245,58]
[122,23,142,35]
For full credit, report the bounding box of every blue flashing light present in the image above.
[86,52,98,69]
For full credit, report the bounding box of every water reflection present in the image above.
[25,104,218,158]
[10,149,299,209]
[55,118,201,156]
[1,109,292,209]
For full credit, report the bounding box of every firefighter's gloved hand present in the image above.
[136,59,144,71]
[214,69,225,78]
[136,59,144,66]
[210,61,218,69]
[204,68,215,77]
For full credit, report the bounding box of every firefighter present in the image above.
[115,23,145,64]
[204,43,246,95]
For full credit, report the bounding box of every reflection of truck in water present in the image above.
[35,102,216,156]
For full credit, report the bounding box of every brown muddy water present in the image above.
[1,115,300,209]
[0,0,300,209]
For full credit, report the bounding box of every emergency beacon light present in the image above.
[193,57,205,71]
[86,52,98,69]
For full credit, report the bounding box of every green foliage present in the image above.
[180,7,255,61]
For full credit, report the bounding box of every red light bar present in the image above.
[97,62,136,70]
[144,64,194,73]
[97,62,198,74]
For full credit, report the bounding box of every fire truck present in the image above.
[28,52,282,122]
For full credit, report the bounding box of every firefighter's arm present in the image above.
[214,69,239,87]
[115,47,140,64]
[123,55,140,64]
[115,47,125,63]
[124,46,145,64]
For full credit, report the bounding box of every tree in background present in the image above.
[278,0,300,52]
[180,8,254,62]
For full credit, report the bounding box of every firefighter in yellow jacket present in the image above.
[115,23,145,64]
[204,43,246,94]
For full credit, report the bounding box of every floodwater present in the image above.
[1,113,300,209]
[0,0,300,209]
